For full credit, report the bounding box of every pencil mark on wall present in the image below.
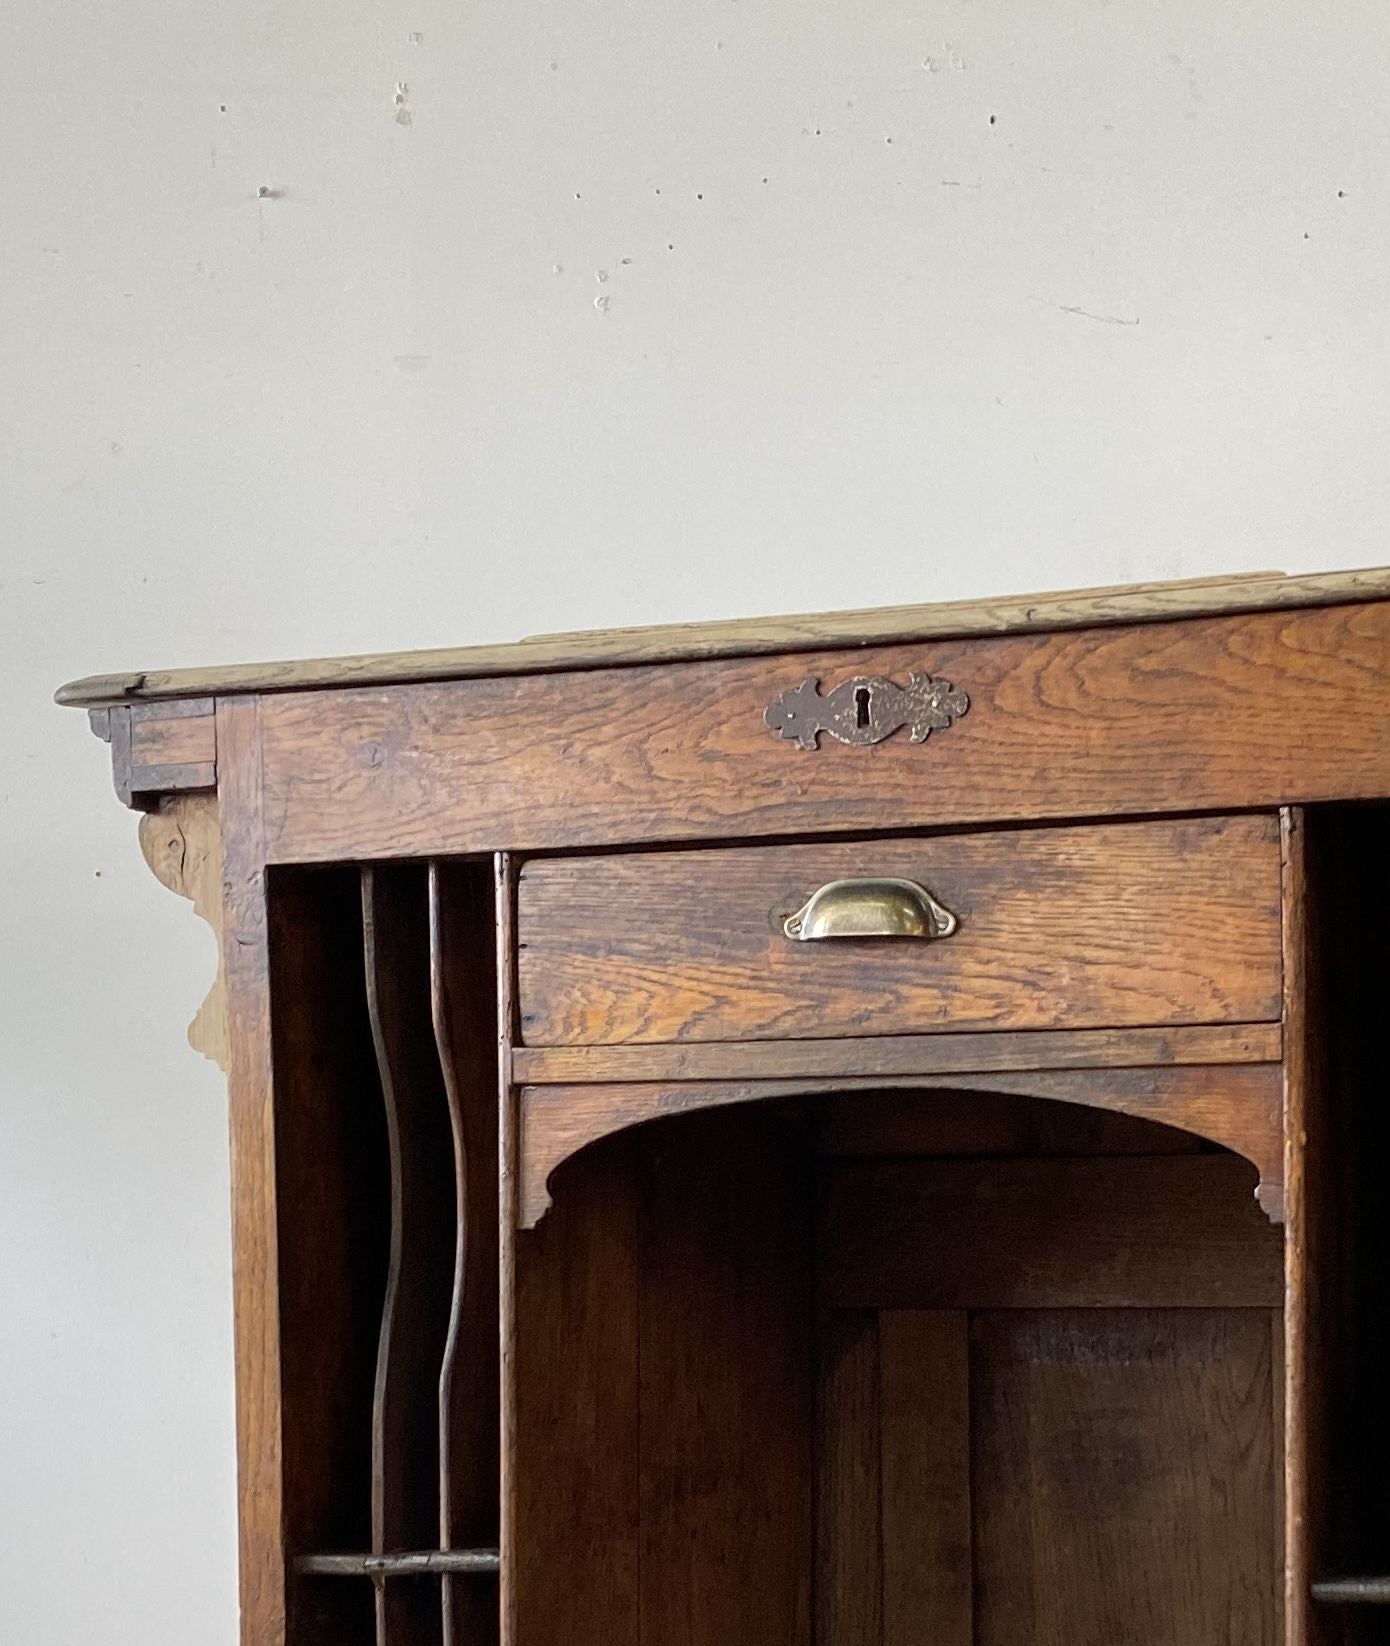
[1032,296,1140,327]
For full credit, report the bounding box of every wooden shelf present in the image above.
[294,1550,501,1579]
[1311,1577,1390,1605]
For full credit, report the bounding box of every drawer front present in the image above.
[515,815,1283,1046]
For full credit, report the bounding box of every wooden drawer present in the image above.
[515,815,1283,1046]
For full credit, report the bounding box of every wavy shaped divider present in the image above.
[430,862,501,1646]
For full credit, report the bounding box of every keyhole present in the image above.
[855,686,872,729]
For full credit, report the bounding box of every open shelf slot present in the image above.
[268,860,499,1646]
[512,1086,1283,1644]
[1296,806,1390,1646]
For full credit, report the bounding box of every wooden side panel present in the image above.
[259,603,1390,863]
[972,1309,1280,1646]
[821,1156,1282,1311]
[511,1141,641,1646]
[516,816,1283,1046]
[637,1109,812,1646]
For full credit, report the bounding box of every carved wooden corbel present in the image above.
[137,792,230,1071]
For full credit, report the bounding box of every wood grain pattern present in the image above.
[129,697,218,765]
[637,1109,811,1646]
[516,816,1282,1046]
[511,1139,640,1646]
[820,1156,1282,1311]
[879,1311,972,1646]
[138,791,229,1069]
[253,603,1390,862]
[972,1309,1279,1646]
[512,1021,1281,1085]
[517,1063,1282,1228]
[216,696,289,1646]
[56,564,1390,707]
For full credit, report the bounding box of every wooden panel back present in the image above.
[516,816,1282,1046]
[257,602,1390,862]
[511,1108,811,1646]
[972,1309,1279,1646]
[820,1154,1282,1310]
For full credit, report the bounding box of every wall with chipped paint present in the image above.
[2,1,1389,1640]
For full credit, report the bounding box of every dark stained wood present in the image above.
[1283,807,1324,1646]
[814,1083,1213,1158]
[971,1309,1279,1646]
[517,1063,1282,1228]
[814,1313,881,1646]
[55,564,1390,708]
[495,854,520,1646]
[820,1155,1282,1311]
[268,866,386,1646]
[879,1311,972,1646]
[517,816,1283,1046]
[637,1108,812,1646]
[511,1020,1281,1084]
[250,603,1390,862]
[363,866,454,1646]
[216,696,290,1646]
[1290,806,1390,1639]
[511,1138,640,1646]
[429,862,500,1646]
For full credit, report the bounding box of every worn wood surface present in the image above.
[821,1155,1282,1310]
[517,1063,1282,1227]
[56,564,1390,707]
[512,1021,1280,1086]
[248,602,1390,862]
[138,791,229,1068]
[216,697,290,1646]
[972,1309,1279,1646]
[517,816,1282,1046]
[90,696,217,806]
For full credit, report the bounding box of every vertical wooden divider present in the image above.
[217,695,289,1646]
[363,866,456,1646]
[431,862,501,1646]
[495,854,519,1646]
[1283,805,1331,1646]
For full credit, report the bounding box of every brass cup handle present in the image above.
[782,877,959,942]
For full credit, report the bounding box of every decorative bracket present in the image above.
[765,671,969,750]
[138,792,229,1071]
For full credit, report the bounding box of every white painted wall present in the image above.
[3,0,1387,1638]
